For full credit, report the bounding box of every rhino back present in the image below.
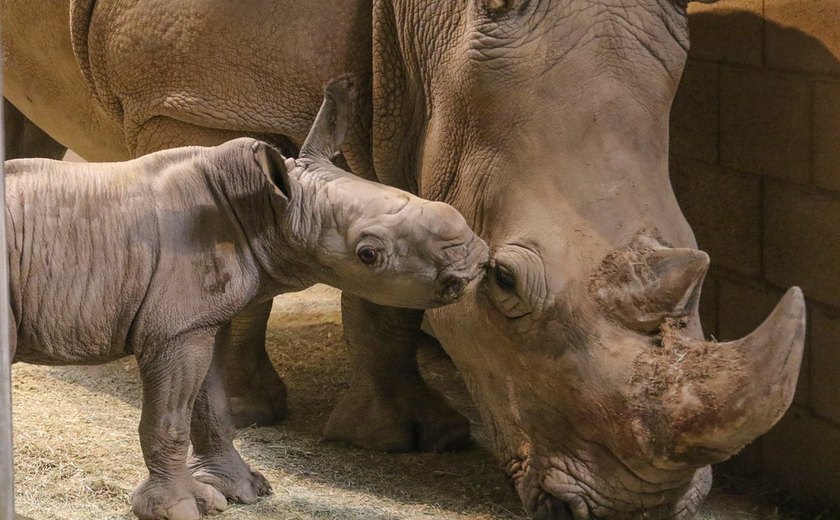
[6,158,163,364]
[69,0,372,154]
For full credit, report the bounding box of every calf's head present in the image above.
[248,78,488,308]
[372,0,805,517]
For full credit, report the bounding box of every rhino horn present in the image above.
[592,246,710,333]
[648,287,806,466]
[299,75,354,161]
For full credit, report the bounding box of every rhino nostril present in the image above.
[439,276,467,301]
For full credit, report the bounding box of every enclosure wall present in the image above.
[670,0,840,506]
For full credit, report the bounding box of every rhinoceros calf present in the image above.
[5,81,488,520]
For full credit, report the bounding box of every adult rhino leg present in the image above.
[324,294,471,452]
[221,301,287,427]
[3,99,67,160]
[189,322,272,504]
[133,117,293,428]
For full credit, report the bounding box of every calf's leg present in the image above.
[189,322,271,503]
[131,330,227,520]
[323,294,471,452]
[133,120,291,428]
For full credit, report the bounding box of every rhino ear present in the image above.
[251,140,293,200]
[299,75,354,161]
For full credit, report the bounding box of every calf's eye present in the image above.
[357,245,379,265]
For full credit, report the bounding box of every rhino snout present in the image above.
[433,238,489,303]
[436,273,469,303]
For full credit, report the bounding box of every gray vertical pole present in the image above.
[0,43,15,519]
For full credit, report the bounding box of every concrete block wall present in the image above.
[669,0,840,506]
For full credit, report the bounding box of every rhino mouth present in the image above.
[505,453,711,520]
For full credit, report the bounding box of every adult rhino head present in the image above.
[363,1,806,518]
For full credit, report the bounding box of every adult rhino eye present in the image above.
[357,245,379,265]
[494,265,517,290]
[485,246,546,319]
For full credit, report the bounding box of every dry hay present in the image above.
[11,286,826,519]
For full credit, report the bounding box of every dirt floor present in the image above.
[11,286,835,519]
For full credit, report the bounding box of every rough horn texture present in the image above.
[651,287,807,464]
[590,236,710,333]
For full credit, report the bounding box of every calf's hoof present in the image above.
[190,452,272,504]
[323,379,472,452]
[131,476,227,520]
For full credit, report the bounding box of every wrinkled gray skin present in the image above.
[6,81,487,520]
[3,1,806,518]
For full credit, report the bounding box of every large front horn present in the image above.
[634,287,806,467]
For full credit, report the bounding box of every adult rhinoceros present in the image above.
[3,1,806,518]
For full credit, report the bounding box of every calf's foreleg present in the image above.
[131,330,227,520]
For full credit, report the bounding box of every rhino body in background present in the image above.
[2,1,806,518]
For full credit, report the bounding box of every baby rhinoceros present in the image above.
[6,80,488,520]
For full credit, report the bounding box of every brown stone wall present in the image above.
[670,0,840,506]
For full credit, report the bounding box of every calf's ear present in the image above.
[252,141,293,200]
[299,75,354,161]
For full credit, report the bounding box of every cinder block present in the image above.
[671,60,719,164]
[762,406,840,508]
[810,307,840,424]
[814,81,840,192]
[687,0,764,66]
[717,277,809,406]
[764,182,840,307]
[717,278,782,341]
[672,160,762,277]
[720,68,811,183]
[765,1,840,76]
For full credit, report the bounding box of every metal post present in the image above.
[0,48,16,520]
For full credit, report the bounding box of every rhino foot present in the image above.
[323,377,472,452]
[228,390,286,428]
[189,452,272,504]
[131,475,227,520]
[222,301,287,428]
